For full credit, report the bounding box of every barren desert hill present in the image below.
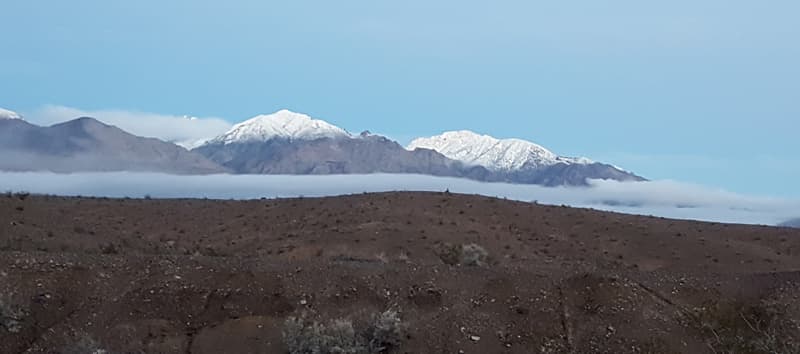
[1,191,799,353]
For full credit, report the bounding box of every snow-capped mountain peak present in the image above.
[407,130,592,171]
[0,108,22,120]
[209,109,351,144]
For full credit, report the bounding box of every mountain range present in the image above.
[0,107,644,186]
[780,218,800,228]
[0,111,224,174]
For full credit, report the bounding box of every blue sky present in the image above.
[2,1,799,197]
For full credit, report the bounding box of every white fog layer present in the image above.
[1,172,797,226]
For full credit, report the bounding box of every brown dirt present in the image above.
[1,191,799,353]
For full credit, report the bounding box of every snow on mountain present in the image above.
[208,110,351,145]
[407,130,592,171]
[0,108,22,120]
[172,138,212,150]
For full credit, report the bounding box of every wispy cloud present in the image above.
[24,105,232,148]
[592,152,800,199]
[1,172,797,226]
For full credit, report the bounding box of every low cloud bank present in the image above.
[1,172,797,226]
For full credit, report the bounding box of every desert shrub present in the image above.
[327,319,364,353]
[62,335,108,354]
[435,243,489,267]
[460,243,488,267]
[434,243,461,266]
[747,299,800,354]
[692,299,800,354]
[365,310,404,353]
[0,295,26,334]
[284,310,405,354]
[284,315,364,354]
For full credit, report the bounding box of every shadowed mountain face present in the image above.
[193,133,494,179]
[507,162,646,186]
[193,134,643,186]
[780,218,800,228]
[0,117,226,174]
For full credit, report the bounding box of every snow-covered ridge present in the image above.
[203,110,596,171]
[0,108,22,120]
[407,130,592,171]
[209,109,350,144]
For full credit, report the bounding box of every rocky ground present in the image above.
[1,191,799,353]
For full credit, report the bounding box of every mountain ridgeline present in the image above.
[0,108,644,186]
[780,218,800,228]
[192,110,644,186]
[0,115,225,174]
[194,132,493,178]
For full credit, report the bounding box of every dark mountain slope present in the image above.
[194,133,493,178]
